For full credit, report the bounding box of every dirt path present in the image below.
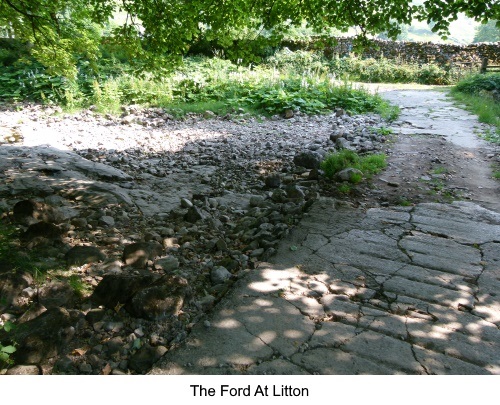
[369,87,499,212]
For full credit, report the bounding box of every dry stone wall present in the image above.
[283,37,500,66]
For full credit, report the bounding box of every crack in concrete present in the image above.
[405,315,430,375]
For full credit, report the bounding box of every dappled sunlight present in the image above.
[258,331,277,343]
[247,267,300,294]
[284,330,304,339]
[213,318,242,330]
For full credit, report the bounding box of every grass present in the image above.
[396,197,413,207]
[321,150,387,182]
[337,184,353,194]
[67,274,92,297]
[450,73,500,144]
[492,163,500,180]
[432,166,448,175]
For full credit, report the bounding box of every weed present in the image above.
[337,184,353,194]
[350,171,363,184]
[321,150,360,178]
[372,126,393,136]
[321,150,387,180]
[492,163,500,180]
[432,166,448,175]
[396,198,413,207]
[67,274,91,297]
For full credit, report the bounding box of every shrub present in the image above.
[453,73,500,95]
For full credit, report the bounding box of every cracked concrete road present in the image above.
[150,199,500,375]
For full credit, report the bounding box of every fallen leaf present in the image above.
[72,348,88,356]
[102,363,112,375]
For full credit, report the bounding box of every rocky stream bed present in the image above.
[0,92,498,375]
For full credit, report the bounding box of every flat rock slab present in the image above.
[151,200,500,375]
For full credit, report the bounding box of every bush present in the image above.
[453,73,500,95]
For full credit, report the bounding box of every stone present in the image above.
[129,344,168,374]
[38,280,76,309]
[91,273,160,309]
[211,266,232,285]
[17,303,47,324]
[180,198,193,208]
[337,168,363,182]
[0,270,33,312]
[5,365,41,375]
[155,256,180,272]
[285,184,306,200]
[184,206,209,223]
[264,175,281,188]
[65,246,106,266]
[203,110,216,119]
[12,199,64,225]
[99,215,115,227]
[128,276,189,320]
[122,242,163,268]
[3,307,76,365]
[20,221,63,246]
[293,151,322,170]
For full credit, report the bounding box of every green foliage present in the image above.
[0,321,16,367]
[453,73,500,95]
[0,54,398,119]
[473,20,500,43]
[451,74,500,143]
[321,150,387,180]
[358,154,388,176]
[337,183,353,194]
[328,55,467,85]
[1,0,497,76]
[321,150,360,178]
[67,274,91,297]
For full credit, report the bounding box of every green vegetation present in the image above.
[473,20,500,43]
[0,222,38,275]
[0,321,16,368]
[450,73,500,143]
[337,184,353,194]
[329,55,468,85]
[432,166,448,175]
[0,53,403,118]
[1,1,496,77]
[321,150,387,181]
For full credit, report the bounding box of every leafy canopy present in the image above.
[1,0,498,76]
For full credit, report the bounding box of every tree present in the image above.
[1,0,499,76]
[473,20,500,42]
